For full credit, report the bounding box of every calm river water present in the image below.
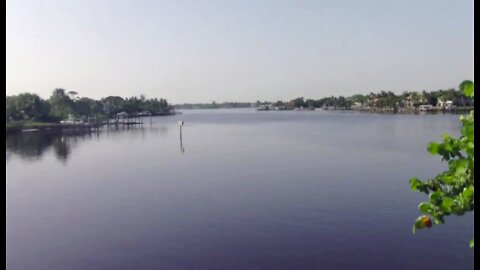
[6,109,474,270]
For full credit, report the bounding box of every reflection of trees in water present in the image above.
[6,131,58,160]
[6,125,158,162]
[6,130,90,162]
[52,136,71,162]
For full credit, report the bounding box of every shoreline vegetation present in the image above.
[6,87,475,134]
[174,87,474,113]
[6,88,176,134]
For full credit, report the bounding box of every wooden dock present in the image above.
[7,115,146,135]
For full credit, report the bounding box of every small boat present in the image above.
[419,105,434,111]
[22,129,39,132]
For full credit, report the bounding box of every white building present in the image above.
[437,100,454,109]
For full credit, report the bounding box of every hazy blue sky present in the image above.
[7,0,473,103]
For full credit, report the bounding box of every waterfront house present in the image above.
[116,111,129,123]
[352,101,361,108]
[437,100,454,109]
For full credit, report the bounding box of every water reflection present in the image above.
[52,136,71,162]
[6,130,88,163]
[6,131,56,160]
[5,125,157,163]
[179,127,185,153]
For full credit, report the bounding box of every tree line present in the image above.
[6,88,173,122]
[272,88,474,111]
[172,88,474,111]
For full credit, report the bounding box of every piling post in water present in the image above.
[178,120,184,153]
[178,120,184,139]
[178,120,184,131]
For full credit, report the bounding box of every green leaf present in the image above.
[462,125,474,141]
[440,198,454,212]
[441,134,452,141]
[414,217,424,232]
[418,203,431,213]
[459,80,474,97]
[410,178,422,191]
[467,141,474,150]
[463,186,474,199]
[437,175,455,185]
[427,142,440,155]
[470,239,474,248]
[429,191,443,202]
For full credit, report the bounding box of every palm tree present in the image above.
[68,91,79,101]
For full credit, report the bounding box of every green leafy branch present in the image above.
[409,80,474,248]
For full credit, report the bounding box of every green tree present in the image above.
[336,96,348,108]
[410,80,474,248]
[67,91,79,101]
[123,97,142,113]
[351,94,367,104]
[101,96,125,116]
[305,99,316,109]
[6,96,21,121]
[49,88,75,118]
[292,97,305,108]
[74,97,103,117]
[275,100,284,107]
[6,93,50,121]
